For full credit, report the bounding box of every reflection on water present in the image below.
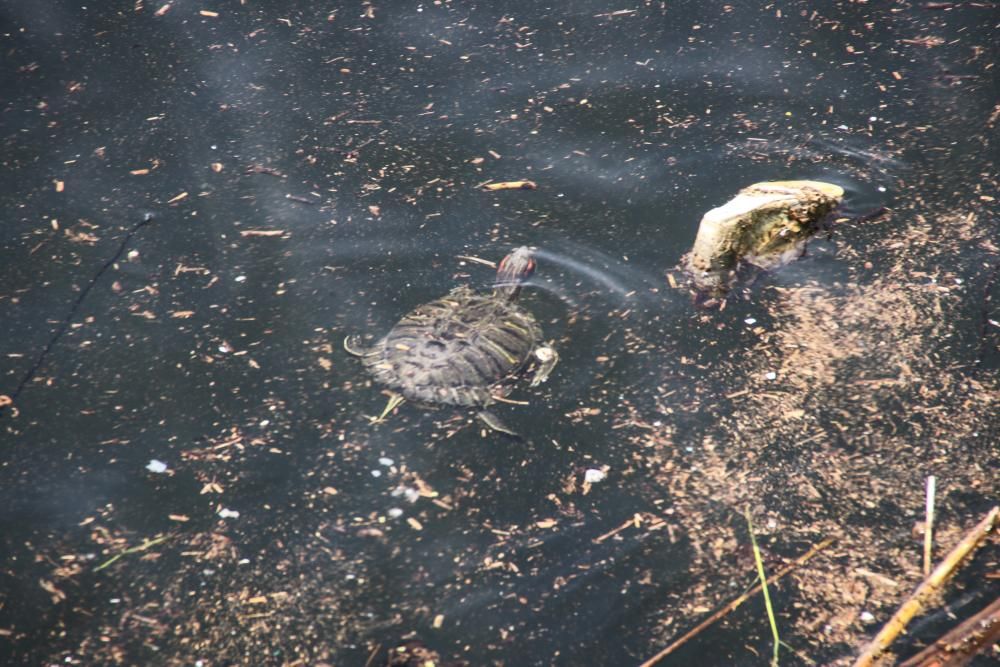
[1,1,998,665]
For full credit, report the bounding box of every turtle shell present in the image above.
[361,286,542,407]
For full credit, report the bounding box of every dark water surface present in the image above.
[2,2,998,665]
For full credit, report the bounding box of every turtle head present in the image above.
[493,246,536,300]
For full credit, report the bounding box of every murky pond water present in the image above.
[2,2,997,665]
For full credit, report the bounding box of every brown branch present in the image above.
[853,506,999,667]
[898,595,1000,667]
[639,536,835,667]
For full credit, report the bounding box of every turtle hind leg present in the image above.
[371,393,406,424]
[477,410,521,438]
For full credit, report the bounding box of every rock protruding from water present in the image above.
[684,180,845,292]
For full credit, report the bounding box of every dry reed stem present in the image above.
[853,506,999,667]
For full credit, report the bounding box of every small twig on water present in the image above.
[363,642,381,667]
[455,254,497,268]
[95,534,172,571]
[853,506,999,667]
[595,513,645,544]
[746,508,781,667]
[923,476,936,577]
[639,536,834,667]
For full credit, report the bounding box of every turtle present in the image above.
[344,246,558,435]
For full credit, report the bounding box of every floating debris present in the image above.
[482,180,537,191]
[683,180,844,293]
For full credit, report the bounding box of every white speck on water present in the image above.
[259,419,270,428]
[371,469,382,478]
[218,344,231,353]
[217,508,240,519]
[954,277,963,285]
[238,559,250,565]
[860,611,876,623]
[146,459,168,473]
[378,457,394,467]
[391,485,421,503]
[744,317,757,325]
[387,507,404,518]
[877,186,886,192]
[685,446,694,453]
[868,115,878,122]
[110,598,121,604]
[235,275,247,283]
[837,124,849,130]
[765,371,777,380]
[584,468,607,484]
[653,420,662,427]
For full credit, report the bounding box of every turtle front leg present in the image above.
[371,392,406,424]
[343,335,368,357]
[529,345,559,387]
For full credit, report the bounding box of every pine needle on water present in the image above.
[95,534,172,572]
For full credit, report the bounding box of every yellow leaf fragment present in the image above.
[483,180,537,191]
[407,517,424,531]
[167,192,188,204]
[54,180,65,192]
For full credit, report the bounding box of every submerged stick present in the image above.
[639,536,834,667]
[853,506,999,667]
[897,595,1000,666]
